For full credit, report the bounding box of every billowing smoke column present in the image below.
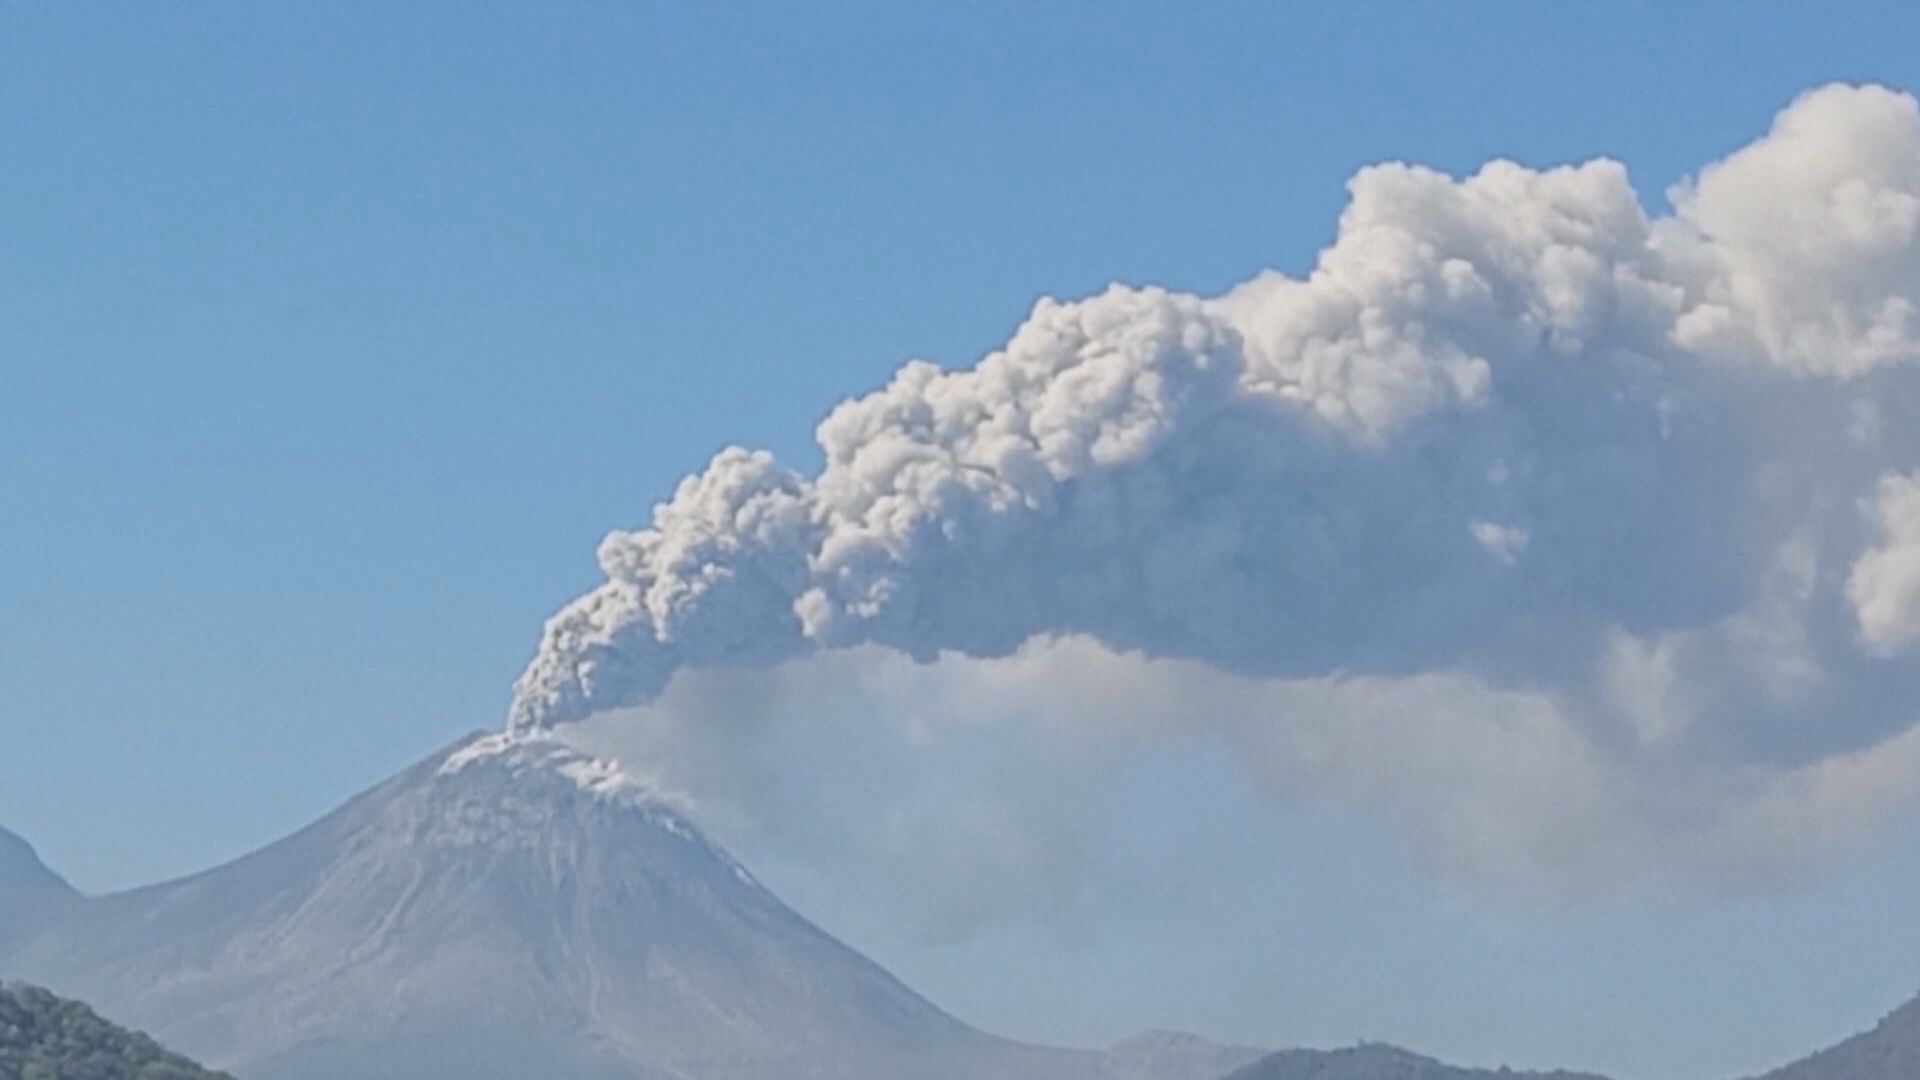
[509,84,1920,745]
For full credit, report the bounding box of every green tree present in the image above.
[0,982,233,1080]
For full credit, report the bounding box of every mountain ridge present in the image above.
[20,729,1917,1079]
[1754,991,1920,1080]
[0,825,78,956]
[1222,1042,1612,1080]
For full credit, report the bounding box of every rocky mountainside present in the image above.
[0,981,232,1079]
[1222,1043,1613,1080]
[1755,992,1920,1080]
[0,733,1250,1080]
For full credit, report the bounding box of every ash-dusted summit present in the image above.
[0,734,1262,1080]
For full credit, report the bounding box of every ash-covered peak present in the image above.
[423,730,763,891]
[438,731,680,812]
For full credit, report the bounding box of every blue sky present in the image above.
[9,5,1920,1078]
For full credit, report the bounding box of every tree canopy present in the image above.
[0,982,232,1080]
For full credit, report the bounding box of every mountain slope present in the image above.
[1222,1043,1613,1080]
[0,733,1238,1080]
[1099,1030,1267,1080]
[1756,992,1920,1080]
[0,827,78,954]
[0,981,232,1079]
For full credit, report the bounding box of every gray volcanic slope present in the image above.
[0,733,1255,1080]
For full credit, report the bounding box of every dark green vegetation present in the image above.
[0,982,232,1080]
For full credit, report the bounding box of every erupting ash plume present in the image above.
[504,85,1920,891]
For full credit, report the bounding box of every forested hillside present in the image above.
[0,982,232,1079]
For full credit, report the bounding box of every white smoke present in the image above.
[1850,471,1920,655]
[517,84,1920,891]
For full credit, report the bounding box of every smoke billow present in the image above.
[512,84,1920,893]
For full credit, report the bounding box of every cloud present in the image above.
[562,637,1920,921]
[518,83,1920,895]
[1668,83,1920,377]
[1850,471,1920,655]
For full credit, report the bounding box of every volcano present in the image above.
[0,734,1261,1080]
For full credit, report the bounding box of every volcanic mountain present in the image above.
[0,733,1262,1080]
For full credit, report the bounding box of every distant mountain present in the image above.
[0,981,231,1079]
[1756,992,1920,1080]
[16,730,1908,1080]
[0,827,77,953]
[0,733,1252,1080]
[1099,1029,1267,1079]
[1222,1043,1613,1080]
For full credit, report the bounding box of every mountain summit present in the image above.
[0,734,1249,1080]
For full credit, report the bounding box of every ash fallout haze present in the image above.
[11,5,1920,1080]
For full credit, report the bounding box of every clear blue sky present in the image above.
[7,5,1920,1078]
